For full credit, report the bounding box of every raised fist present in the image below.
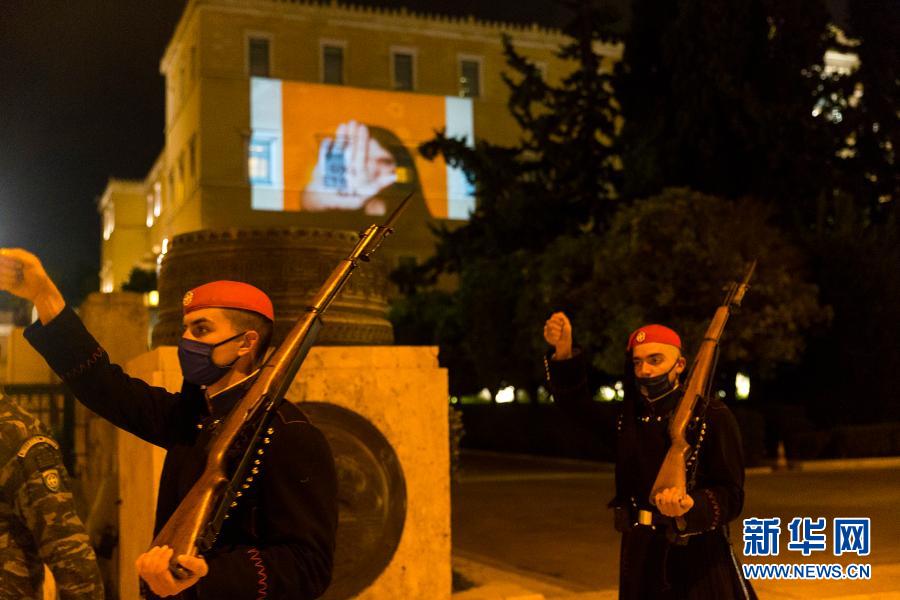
[0,248,65,323]
[543,311,573,360]
[0,248,52,303]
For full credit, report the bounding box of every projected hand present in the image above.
[304,120,397,211]
[543,311,573,360]
[0,248,65,323]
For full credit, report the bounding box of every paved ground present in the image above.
[452,451,900,598]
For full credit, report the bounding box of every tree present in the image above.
[616,0,838,211]
[121,267,157,293]
[822,1,898,222]
[525,189,829,380]
[617,0,897,228]
[613,0,898,425]
[419,1,623,263]
[393,1,624,393]
[786,3,900,423]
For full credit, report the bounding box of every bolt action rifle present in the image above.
[649,261,756,507]
[152,194,413,577]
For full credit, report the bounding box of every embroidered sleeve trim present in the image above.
[704,488,721,530]
[246,547,269,599]
[63,347,105,380]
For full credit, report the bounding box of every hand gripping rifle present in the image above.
[649,261,756,507]
[152,194,413,577]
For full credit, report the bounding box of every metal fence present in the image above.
[2,384,82,475]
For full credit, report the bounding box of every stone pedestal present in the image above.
[79,292,150,363]
[118,348,180,600]
[79,291,151,599]
[287,346,451,600]
[119,345,450,600]
[78,292,151,505]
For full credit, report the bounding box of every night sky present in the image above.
[0,0,572,301]
[1,0,188,298]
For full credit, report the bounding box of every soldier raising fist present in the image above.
[541,316,754,599]
[2,247,338,600]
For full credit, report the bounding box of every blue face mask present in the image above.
[177,331,246,386]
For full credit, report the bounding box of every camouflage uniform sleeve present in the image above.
[13,437,104,600]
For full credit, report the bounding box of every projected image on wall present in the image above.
[250,78,475,220]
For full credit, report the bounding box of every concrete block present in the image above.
[288,345,451,600]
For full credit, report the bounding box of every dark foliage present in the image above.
[121,267,158,293]
[393,0,897,430]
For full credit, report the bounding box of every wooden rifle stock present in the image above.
[649,261,756,506]
[152,194,413,577]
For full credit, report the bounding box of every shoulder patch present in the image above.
[16,435,60,458]
[42,468,61,492]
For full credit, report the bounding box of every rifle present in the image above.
[649,261,756,506]
[152,193,413,577]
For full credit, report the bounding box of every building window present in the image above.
[392,50,415,91]
[102,202,115,241]
[100,261,114,294]
[322,44,344,84]
[177,154,186,203]
[146,193,155,228]
[189,135,197,182]
[249,37,270,77]
[153,181,162,218]
[248,138,273,185]
[459,57,482,98]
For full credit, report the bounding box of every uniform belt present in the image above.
[613,505,675,532]
[635,509,671,527]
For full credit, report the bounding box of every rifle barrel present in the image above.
[649,262,756,505]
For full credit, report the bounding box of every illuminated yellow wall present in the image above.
[99,180,149,291]
[100,0,619,287]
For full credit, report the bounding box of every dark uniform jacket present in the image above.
[547,350,756,600]
[25,306,338,599]
[0,395,104,600]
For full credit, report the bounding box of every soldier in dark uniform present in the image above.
[0,393,104,599]
[0,248,338,599]
[543,312,755,599]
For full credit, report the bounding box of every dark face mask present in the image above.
[178,331,246,386]
[637,361,679,400]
